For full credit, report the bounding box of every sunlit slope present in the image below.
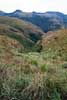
[40,29,67,60]
[0,16,44,50]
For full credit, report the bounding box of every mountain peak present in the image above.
[14,10,23,13]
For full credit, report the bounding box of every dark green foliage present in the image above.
[31,60,38,66]
[62,63,67,69]
[29,32,41,42]
[41,64,48,72]
[9,33,34,50]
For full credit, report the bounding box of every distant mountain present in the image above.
[0,10,67,32]
[0,11,6,16]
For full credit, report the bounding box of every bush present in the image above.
[41,64,48,72]
[62,63,67,68]
[31,60,38,66]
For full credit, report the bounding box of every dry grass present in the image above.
[0,29,67,100]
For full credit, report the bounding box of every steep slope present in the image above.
[0,35,24,62]
[0,16,44,50]
[0,35,23,49]
[40,29,67,60]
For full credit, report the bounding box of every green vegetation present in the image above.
[0,50,67,100]
[0,16,67,100]
[0,16,44,51]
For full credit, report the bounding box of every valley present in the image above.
[0,11,67,100]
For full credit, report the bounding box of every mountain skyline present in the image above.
[0,9,67,15]
[0,0,67,14]
[0,9,67,32]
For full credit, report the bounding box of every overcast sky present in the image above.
[0,0,66,14]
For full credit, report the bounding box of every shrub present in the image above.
[62,63,67,69]
[51,88,61,100]
[31,60,38,66]
[41,64,48,72]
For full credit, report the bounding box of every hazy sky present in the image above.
[0,0,66,14]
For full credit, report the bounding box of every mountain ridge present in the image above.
[0,10,67,32]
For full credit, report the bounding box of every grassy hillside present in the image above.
[40,29,67,61]
[0,29,67,100]
[0,16,44,50]
[0,35,23,50]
